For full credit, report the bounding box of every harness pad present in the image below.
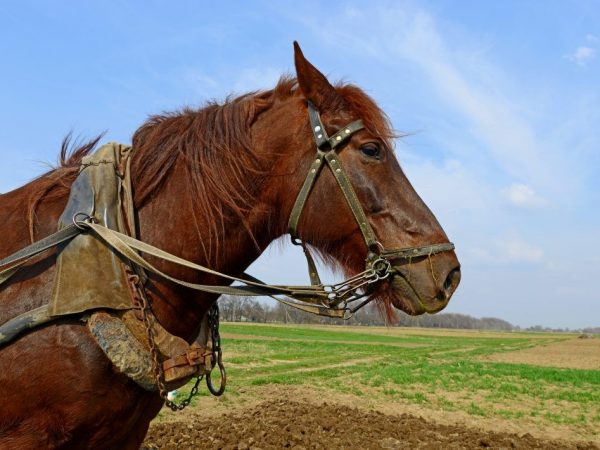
[50,143,134,316]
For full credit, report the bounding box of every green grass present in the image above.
[182,323,599,431]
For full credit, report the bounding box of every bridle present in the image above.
[285,101,455,315]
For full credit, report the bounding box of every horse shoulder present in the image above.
[0,178,68,323]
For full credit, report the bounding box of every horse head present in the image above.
[256,43,461,319]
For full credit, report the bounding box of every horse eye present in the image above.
[360,144,381,159]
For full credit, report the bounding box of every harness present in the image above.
[0,102,455,409]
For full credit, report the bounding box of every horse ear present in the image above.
[294,41,340,110]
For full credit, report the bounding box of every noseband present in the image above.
[287,101,455,308]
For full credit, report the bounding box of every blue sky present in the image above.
[1,1,598,328]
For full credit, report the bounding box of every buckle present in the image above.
[185,349,203,367]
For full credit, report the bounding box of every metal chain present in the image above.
[206,303,227,396]
[129,271,202,411]
[208,304,221,360]
[166,374,203,412]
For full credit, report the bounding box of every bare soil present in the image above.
[143,398,598,450]
[482,337,600,370]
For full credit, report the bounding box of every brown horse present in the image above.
[0,43,460,449]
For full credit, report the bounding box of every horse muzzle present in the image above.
[389,255,461,315]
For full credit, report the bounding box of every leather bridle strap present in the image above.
[288,102,379,251]
[381,242,455,260]
[322,150,379,251]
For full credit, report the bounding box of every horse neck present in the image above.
[134,156,278,340]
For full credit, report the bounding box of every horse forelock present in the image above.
[334,84,397,148]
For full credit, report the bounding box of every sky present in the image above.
[0,1,598,329]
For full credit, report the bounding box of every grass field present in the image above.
[169,323,600,443]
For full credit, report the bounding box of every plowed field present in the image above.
[143,324,600,449]
[143,398,598,449]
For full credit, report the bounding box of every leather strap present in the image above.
[328,120,365,150]
[0,305,53,348]
[162,348,209,372]
[288,152,326,242]
[289,102,366,245]
[276,298,346,318]
[308,101,330,149]
[288,102,378,293]
[307,100,364,151]
[322,151,378,250]
[0,224,81,285]
[381,242,455,260]
[86,222,330,300]
[301,243,322,286]
[236,272,346,318]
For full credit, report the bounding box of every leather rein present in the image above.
[0,103,455,323]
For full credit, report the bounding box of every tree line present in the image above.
[217,296,517,330]
[217,296,598,333]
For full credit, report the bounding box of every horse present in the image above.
[0,43,460,449]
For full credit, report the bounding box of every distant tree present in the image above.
[214,295,589,332]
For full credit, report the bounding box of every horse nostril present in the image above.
[442,267,461,298]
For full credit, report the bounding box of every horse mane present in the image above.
[27,134,104,242]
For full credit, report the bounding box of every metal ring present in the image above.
[206,360,226,396]
[371,258,392,278]
[72,212,94,230]
[368,241,385,255]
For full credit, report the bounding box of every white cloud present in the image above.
[181,65,284,101]
[184,70,218,88]
[303,7,554,188]
[386,12,551,187]
[181,68,220,98]
[402,156,489,213]
[497,235,544,263]
[566,46,596,66]
[502,183,547,208]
